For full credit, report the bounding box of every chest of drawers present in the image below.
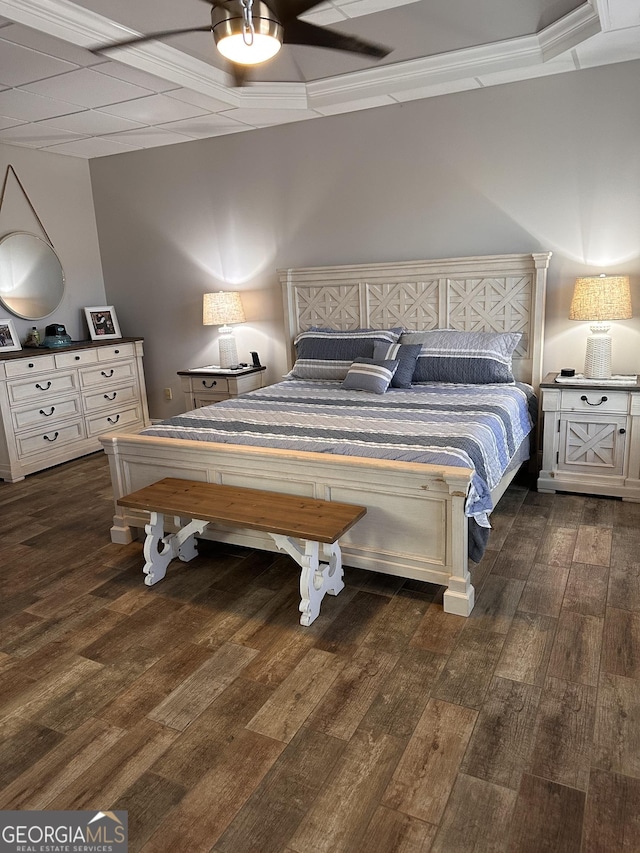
[0,338,149,482]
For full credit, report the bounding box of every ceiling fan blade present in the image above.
[283,20,391,58]
[229,62,252,87]
[91,25,212,54]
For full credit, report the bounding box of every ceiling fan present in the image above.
[92,0,392,86]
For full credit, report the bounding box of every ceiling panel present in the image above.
[23,67,157,108]
[0,37,78,86]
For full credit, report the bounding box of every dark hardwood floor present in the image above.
[1,453,639,852]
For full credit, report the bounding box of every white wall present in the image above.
[89,60,640,418]
[0,143,106,343]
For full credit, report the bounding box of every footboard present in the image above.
[100,432,475,615]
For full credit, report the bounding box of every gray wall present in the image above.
[0,143,106,343]
[89,60,640,418]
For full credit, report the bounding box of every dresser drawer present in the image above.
[55,349,98,368]
[83,383,138,413]
[560,389,629,414]
[85,404,141,437]
[80,360,136,389]
[8,371,77,405]
[97,343,135,361]
[5,354,57,378]
[12,395,82,432]
[16,420,85,458]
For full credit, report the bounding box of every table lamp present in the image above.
[203,291,246,368]
[569,274,632,379]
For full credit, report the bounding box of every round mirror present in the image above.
[0,232,65,320]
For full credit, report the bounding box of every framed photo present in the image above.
[84,305,121,340]
[0,318,22,352]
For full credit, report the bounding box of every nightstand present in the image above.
[537,372,640,500]
[178,365,266,409]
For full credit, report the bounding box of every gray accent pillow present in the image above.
[400,329,521,384]
[373,342,422,388]
[287,327,402,380]
[342,358,399,394]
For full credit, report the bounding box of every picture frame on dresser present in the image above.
[84,305,121,340]
[0,318,21,352]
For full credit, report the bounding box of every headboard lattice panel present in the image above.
[280,253,552,389]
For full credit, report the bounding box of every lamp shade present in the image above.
[203,291,246,326]
[569,275,632,322]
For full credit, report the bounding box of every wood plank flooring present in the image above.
[1,453,639,852]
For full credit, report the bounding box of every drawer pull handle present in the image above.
[75,355,80,361]
[101,369,114,378]
[114,349,120,354]
[104,392,117,401]
[35,381,52,391]
[107,414,120,424]
[620,428,626,435]
[580,394,608,406]
[39,407,55,417]
[202,380,217,388]
[28,363,34,368]
[43,432,59,442]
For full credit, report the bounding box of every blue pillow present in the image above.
[373,342,422,388]
[342,358,399,394]
[400,330,521,384]
[287,327,402,380]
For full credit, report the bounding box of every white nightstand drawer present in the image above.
[193,392,228,407]
[560,389,629,414]
[190,375,230,394]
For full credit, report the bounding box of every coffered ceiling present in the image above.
[0,0,638,158]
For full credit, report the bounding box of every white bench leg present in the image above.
[270,535,345,626]
[142,512,209,586]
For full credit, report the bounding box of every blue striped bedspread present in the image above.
[142,379,536,525]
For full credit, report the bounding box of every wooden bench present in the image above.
[117,477,367,626]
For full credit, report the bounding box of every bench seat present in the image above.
[117,477,367,625]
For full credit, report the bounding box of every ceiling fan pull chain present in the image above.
[241,0,255,46]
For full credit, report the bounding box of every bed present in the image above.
[101,251,552,616]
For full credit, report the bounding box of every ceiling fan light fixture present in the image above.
[213,3,282,65]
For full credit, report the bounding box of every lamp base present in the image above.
[218,326,238,368]
[584,329,612,380]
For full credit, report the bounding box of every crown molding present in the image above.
[539,2,601,60]
[0,0,611,115]
[308,32,543,105]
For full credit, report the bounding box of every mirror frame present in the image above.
[0,231,66,321]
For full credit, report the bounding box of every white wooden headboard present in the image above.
[279,252,552,389]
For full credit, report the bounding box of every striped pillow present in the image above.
[401,330,521,384]
[373,342,422,388]
[342,358,399,394]
[287,327,402,380]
